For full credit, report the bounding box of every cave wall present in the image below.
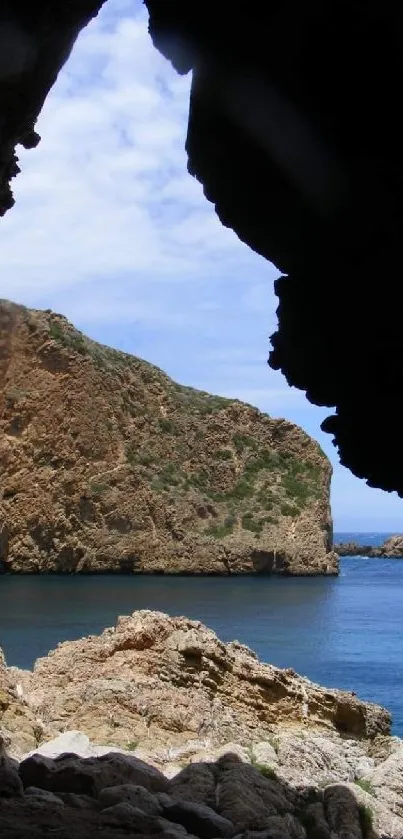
[145,0,403,495]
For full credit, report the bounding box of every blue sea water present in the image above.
[1,532,403,734]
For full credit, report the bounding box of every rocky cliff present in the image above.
[0,300,337,575]
[1,611,402,838]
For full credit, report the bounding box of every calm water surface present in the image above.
[1,536,403,734]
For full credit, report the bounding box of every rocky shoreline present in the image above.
[334,535,403,558]
[2,611,403,837]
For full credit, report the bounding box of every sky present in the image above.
[1,0,402,532]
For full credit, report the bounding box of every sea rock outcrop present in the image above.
[5,611,390,756]
[0,300,337,576]
[1,611,403,836]
[335,536,403,558]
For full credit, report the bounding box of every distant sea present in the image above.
[1,532,403,734]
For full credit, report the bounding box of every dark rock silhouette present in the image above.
[0,749,391,839]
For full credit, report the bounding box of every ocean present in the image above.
[1,532,403,734]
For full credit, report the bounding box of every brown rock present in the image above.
[334,535,403,558]
[10,612,390,755]
[0,646,42,757]
[379,535,403,558]
[0,299,337,577]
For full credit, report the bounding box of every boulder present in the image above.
[99,783,162,815]
[251,742,279,768]
[30,731,94,759]
[58,791,98,810]
[275,733,353,787]
[100,802,162,831]
[261,814,306,839]
[215,756,292,831]
[299,802,331,839]
[169,763,217,807]
[323,784,362,839]
[161,798,234,839]
[19,751,168,797]
[25,786,65,806]
[363,746,403,816]
[343,780,403,838]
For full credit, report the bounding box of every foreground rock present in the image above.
[2,739,403,838]
[0,300,337,576]
[5,611,390,757]
[0,647,43,755]
[1,610,402,835]
[335,536,403,558]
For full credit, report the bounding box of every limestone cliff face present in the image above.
[0,299,337,575]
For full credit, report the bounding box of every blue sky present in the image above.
[1,0,402,532]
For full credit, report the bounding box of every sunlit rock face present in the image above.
[1,2,403,493]
[0,300,336,576]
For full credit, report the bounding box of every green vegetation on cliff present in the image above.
[0,300,337,575]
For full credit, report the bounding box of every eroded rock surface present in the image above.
[0,646,43,756]
[0,610,402,836]
[0,300,337,576]
[4,611,390,756]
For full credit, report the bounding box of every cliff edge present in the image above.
[0,299,337,575]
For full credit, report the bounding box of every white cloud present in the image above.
[1,4,255,302]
